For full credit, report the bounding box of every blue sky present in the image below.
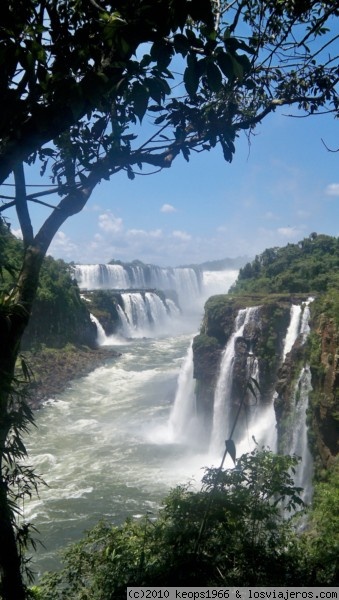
[5,106,339,267]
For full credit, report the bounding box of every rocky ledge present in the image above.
[21,345,121,409]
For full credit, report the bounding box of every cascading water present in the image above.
[118,292,176,338]
[23,284,318,577]
[90,313,108,345]
[208,298,315,463]
[289,365,313,504]
[167,340,197,443]
[286,298,314,504]
[209,306,260,456]
[73,264,202,307]
[283,304,302,359]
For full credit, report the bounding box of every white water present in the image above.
[166,340,199,443]
[73,264,202,308]
[90,313,107,345]
[24,283,316,576]
[74,264,238,311]
[283,304,302,359]
[290,365,313,504]
[24,334,208,575]
[283,298,314,505]
[209,306,260,455]
[24,269,240,575]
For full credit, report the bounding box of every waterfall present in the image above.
[289,365,313,504]
[283,304,302,359]
[209,306,260,455]
[116,292,176,338]
[90,313,108,345]
[167,341,197,443]
[73,263,203,309]
[285,298,314,504]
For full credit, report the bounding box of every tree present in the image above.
[0,1,338,597]
[36,449,306,599]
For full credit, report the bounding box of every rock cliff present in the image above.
[193,293,338,468]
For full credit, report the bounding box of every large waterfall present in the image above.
[284,299,314,503]
[209,306,260,454]
[118,292,176,338]
[184,298,315,476]
[24,295,317,575]
[74,264,237,311]
[73,263,202,308]
[80,265,239,341]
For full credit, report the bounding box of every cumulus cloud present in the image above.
[127,228,163,238]
[11,228,23,239]
[172,230,192,241]
[161,203,176,213]
[98,211,123,233]
[325,183,339,196]
[48,231,78,258]
[277,226,303,237]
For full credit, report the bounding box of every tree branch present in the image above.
[13,163,34,246]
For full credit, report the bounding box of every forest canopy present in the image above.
[231,233,339,295]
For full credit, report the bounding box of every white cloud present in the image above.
[11,228,23,239]
[98,211,123,233]
[172,230,192,242]
[127,228,163,239]
[161,203,176,213]
[325,183,339,196]
[48,231,78,258]
[277,226,303,237]
[277,227,295,236]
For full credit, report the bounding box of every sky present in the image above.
[4,101,339,268]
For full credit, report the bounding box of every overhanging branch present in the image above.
[13,163,34,246]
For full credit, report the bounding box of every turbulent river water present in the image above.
[23,271,314,577]
[23,294,232,577]
[25,334,200,573]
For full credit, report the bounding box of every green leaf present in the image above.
[237,54,252,75]
[131,82,149,122]
[173,34,189,56]
[150,40,173,69]
[216,52,234,80]
[184,54,199,96]
[206,62,222,92]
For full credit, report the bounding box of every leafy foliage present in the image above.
[37,449,311,599]
[299,459,339,584]
[231,234,339,295]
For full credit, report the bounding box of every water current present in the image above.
[24,271,239,576]
[23,277,314,577]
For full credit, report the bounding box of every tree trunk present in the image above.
[0,243,45,599]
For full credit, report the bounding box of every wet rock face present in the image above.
[193,295,291,430]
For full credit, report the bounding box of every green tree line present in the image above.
[33,450,338,599]
[231,234,339,295]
